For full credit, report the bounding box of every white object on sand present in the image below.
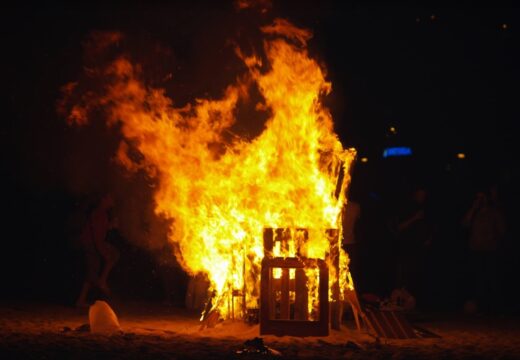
[89,300,121,334]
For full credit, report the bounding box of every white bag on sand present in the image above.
[89,300,121,334]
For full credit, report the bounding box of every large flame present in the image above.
[64,19,356,318]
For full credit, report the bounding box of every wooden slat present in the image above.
[266,257,320,268]
[368,309,391,337]
[269,269,277,319]
[295,228,309,257]
[295,268,308,320]
[390,311,418,338]
[318,259,329,334]
[366,310,386,337]
[263,228,274,258]
[327,229,341,330]
[260,260,270,324]
[281,268,290,319]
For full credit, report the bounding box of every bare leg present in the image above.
[98,264,114,295]
[77,247,101,307]
[98,244,119,295]
[76,282,91,308]
[161,266,174,305]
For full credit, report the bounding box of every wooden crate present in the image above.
[259,228,339,337]
[259,256,329,336]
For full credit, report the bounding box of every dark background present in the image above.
[1,1,519,311]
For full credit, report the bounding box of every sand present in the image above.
[0,302,519,359]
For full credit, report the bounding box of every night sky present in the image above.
[2,1,519,306]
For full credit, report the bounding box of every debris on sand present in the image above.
[236,337,282,357]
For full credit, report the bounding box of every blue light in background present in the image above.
[383,147,412,158]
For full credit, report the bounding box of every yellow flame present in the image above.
[65,19,356,319]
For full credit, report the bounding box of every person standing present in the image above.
[342,197,361,281]
[462,186,505,314]
[76,194,119,308]
[394,187,433,307]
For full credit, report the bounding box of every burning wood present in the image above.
[259,228,344,336]
[199,309,220,330]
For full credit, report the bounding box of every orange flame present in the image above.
[64,19,356,319]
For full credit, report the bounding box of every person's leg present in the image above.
[473,252,489,313]
[344,244,358,281]
[98,243,119,294]
[482,251,499,314]
[76,282,91,308]
[77,247,101,307]
[160,265,175,305]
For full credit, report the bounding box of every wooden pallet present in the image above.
[260,228,335,337]
[364,307,418,339]
[259,256,329,337]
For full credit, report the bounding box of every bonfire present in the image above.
[60,17,356,333]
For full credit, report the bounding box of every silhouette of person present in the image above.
[76,194,119,308]
[462,185,505,314]
[342,196,361,281]
[394,186,433,305]
[155,242,181,306]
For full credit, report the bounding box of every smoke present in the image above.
[57,6,277,256]
[235,0,272,13]
[57,30,176,257]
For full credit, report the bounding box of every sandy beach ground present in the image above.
[1,302,519,359]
